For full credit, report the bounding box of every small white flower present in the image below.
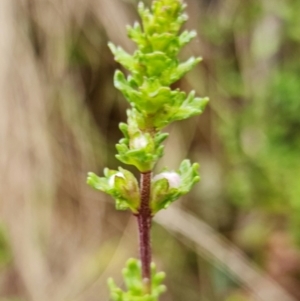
[109,172,125,187]
[153,171,181,188]
[132,136,148,149]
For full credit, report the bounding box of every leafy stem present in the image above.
[87,0,208,300]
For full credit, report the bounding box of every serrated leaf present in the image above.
[169,57,202,83]
[179,30,197,47]
[108,43,137,73]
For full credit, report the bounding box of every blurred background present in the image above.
[0,0,300,300]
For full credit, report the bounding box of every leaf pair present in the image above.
[108,258,166,301]
[87,160,200,215]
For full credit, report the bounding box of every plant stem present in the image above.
[137,171,152,292]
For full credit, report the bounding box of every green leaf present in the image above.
[108,258,166,301]
[86,168,140,213]
[150,159,200,214]
[114,70,142,105]
[139,52,175,77]
[179,30,197,47]
[169,56,202,83]
[108,43,136,73]
[148,33,179,55]
[127,22,149,52]
[151,92,209,129]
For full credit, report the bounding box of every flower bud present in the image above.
[131,135,148,150]
[108,172,125,188]
[153,171,181,188]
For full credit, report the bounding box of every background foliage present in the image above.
[0,0,300,300]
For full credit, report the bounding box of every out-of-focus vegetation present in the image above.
[0,0,299,300]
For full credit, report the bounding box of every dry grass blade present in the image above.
[154,206,297,301]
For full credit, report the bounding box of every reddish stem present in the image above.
[137,171,152,291]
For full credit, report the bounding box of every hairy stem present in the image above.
[137,171,152,292]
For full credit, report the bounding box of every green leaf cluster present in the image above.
[109,0,208,133]
[108,258,166,301]
[87,168,140,213]
[151,160,200,214]
[116,110,169,172]
[87,0,207,212]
